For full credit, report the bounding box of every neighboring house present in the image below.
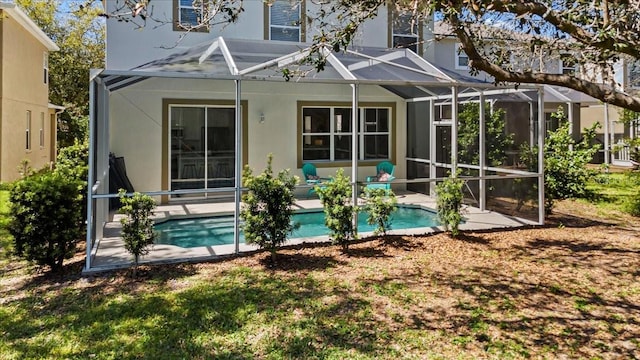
[429,20,634,165]
[0,2,60,182]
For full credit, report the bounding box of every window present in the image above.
[391,11,419,52]
[43,53,48,84]
[560,58,577,75]
[26,111,31,150]
[173,0,205,30]
[455,43,469,70]
[627,59,640,89]
[39,112,45,148]
[267,0,303,42]
[300,103,393,163]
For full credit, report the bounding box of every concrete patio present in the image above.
[85,191,537,273]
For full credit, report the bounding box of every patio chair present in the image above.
[365,161,396,190]
[302,163,330,197]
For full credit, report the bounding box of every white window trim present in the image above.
[178,0,204,27]
[301,106,391,163]
[455,43,469,70]
[269,1,301,42]
[559,59,578,75]
[391,12,419,51]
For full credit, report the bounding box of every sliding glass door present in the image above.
[170,105,236,198]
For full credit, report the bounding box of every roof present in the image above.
[0,2,59,51]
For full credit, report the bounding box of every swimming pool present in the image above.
[154,206,440,248]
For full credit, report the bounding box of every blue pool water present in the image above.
[154,206,440,248]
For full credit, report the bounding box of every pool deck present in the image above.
[86,192,538,273]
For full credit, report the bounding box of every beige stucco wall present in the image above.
[108,78,406,195]
[0,10,53,182]
[580,104,625,138]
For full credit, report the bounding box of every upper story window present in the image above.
[627,60,640,89]
[455,43,469,70]
[391,11,420,52]
[267,0,303,42]
[174,0,206,31]
[43,53,48,84]
[560,57,578,75]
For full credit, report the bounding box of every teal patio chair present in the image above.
[365,161,396,190]
[302,163,330,197]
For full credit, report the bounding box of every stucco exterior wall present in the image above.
[108,79,405,194]
[580,104,625,138]
[104,0,395,70]
[0,10,53,182]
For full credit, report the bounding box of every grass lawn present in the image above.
[581,170,640,220]
[1,187,639,359]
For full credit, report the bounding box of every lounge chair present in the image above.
[302,163,330,197]
[365,161,396,190]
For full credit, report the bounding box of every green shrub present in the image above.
[362,187,397,236]
[435,174,464,237]
[316,168,357,251]
[55,139,88,225]
[519,107,600,213]
[119,190,157,274]
[241,155,299,261]
[8,170,83,272]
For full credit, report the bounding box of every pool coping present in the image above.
[85,194,538,274]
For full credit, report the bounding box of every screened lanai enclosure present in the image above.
[87,37,546,271]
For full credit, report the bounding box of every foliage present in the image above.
[55,139,89,179]
[8,170,83,272]
[55,139,89,225]
[435,172,464,237]
[519,107,600,213]
[118,190,156,273]
[624,189,640,217]
[58,113,89,148]
[618,172,640,217]
[316,168,357,251]
[17,0,104,143]
[241,155,299,260]
[362,187,398,236]
[458,102,513,167]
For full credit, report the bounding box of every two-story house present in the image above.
[0,2,61,182]
[94,0,548,199]
[85,0,550,270]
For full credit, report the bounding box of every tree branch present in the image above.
[449,14,640,112]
